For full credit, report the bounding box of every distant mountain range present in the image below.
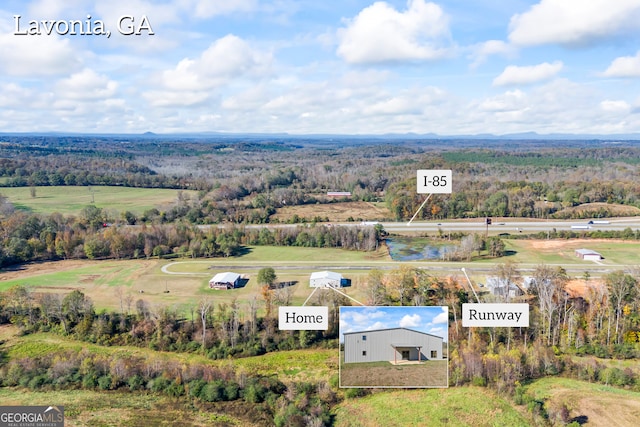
[1,130,640,141]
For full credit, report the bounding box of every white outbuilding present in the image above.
[309,271,350,288]
[209,272,241,290]
[575,249,603,261]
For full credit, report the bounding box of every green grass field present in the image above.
[333,386,531,426]
[1,326,336,382]
[0,245,391,313]
[0,185,197,215]
[0,388,255,427]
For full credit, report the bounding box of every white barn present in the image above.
[343,327,443,364]
[309,271,350,288]
[209,272,241,290]
[575,249,603,261]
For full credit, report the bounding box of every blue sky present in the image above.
[340,306,448,342]
[2,0,640,134]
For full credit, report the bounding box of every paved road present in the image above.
[199,217,640,235]
[381,217,640,234]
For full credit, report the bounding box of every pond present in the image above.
[386,237,456,261]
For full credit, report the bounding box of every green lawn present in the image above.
[4,330,336,382]
[0,388,254,426]
[0,185,197,215]
[333,386,530,427]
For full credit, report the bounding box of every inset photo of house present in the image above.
[339,306,448,388]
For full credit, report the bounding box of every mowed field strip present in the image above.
[0,185,198,215]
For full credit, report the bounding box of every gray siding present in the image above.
[343,328,443,363]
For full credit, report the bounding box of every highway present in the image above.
[380,217,640,234]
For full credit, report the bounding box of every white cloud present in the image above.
[493,61,563,86]
[0,27,80,76]
[508,0,640,46]
[469,40,516,68]
[337,0,451,64]
[600,100,631,113]
[399,314,421,328]
[602,51,640,77]
[55,69,118,100]
[432,311,448,324]
[480,89,527,112]
[160,35,271,91]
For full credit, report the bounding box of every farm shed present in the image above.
[309,271,351,288]
[343,327,443,364]
[209,272,241,290]
[575,249,603,261]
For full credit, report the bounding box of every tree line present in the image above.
[0,202,383,267]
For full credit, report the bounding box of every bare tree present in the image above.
[364,269,387,305]
[531,265,567,345]
[199,298,213,349]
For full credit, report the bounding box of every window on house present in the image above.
[362,335,367,341]
[362,351,366,356]
[431,350,437,358]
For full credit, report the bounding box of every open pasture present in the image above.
[0,185,197,215]
[333,386,530,426]
[502,238,640,266]
[0,246,384,313]
[2,238,639,315]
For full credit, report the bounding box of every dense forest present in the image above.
[3,136,640,225]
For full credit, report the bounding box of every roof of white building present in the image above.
[210,272,240,283]
[310,271,342,281]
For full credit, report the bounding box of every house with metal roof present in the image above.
[309,271,351,288]
[342,327,443,364]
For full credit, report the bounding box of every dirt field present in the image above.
[340,360,448,388]
[527,238,625,250]
[271,201,391,222]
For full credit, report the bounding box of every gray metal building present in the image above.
[343,327,443,364]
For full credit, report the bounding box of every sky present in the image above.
[2,0,640,135]
[340,306,448,342]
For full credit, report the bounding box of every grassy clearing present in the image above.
[504,239,640,265]
[0,246,383,313]
[0,388,257,427]
[0,185,197,215]
[333,386,530,427]
[3,330,336,382]
[522,377,640,426]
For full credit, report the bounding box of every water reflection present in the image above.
[386,238,455,261]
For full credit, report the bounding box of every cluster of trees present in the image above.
[0,203,383,267]
[0,347,334,426]
[0,286,338,355]
[360,263,640,353]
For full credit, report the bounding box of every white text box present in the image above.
[462,303,529,327]
[279,306,328,330]
[417,170,452,194]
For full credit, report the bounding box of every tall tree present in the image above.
[605,270,637,344]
